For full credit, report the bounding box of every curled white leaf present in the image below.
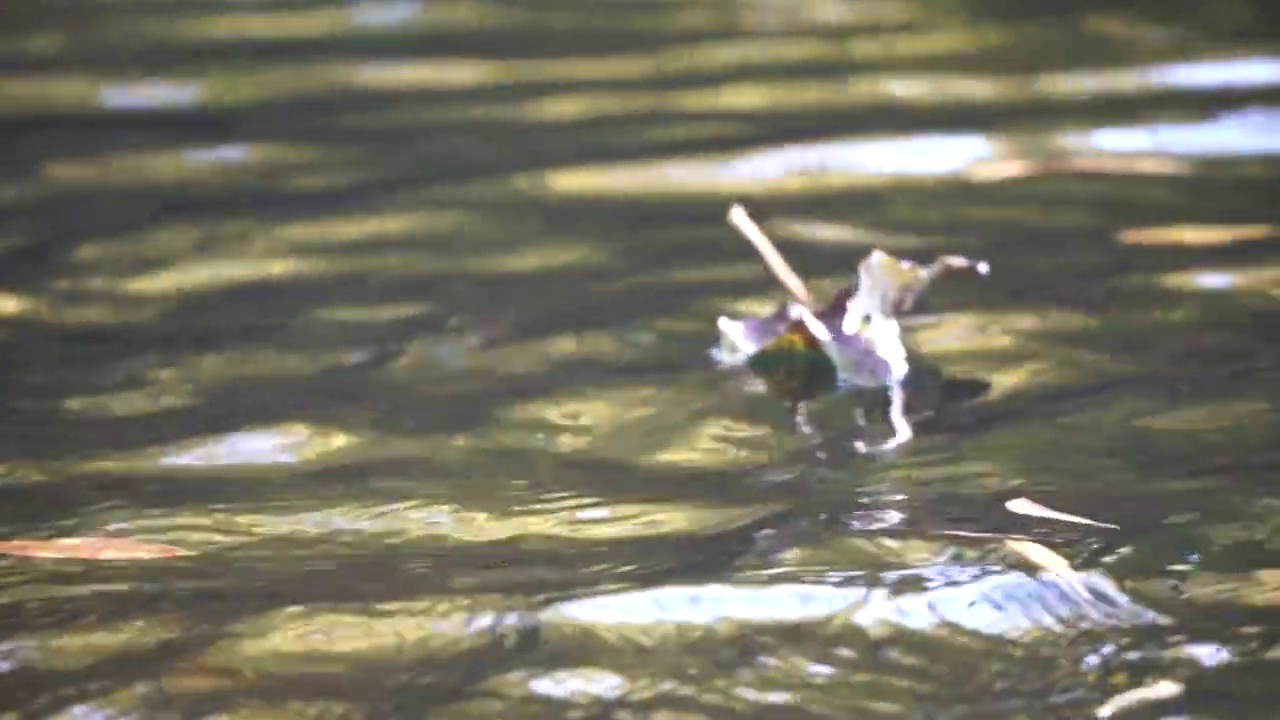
[1006,497,1119,529]
[843,248,990,334]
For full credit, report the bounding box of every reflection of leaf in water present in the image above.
[1002,539,1080,581]
[0,537,192,560]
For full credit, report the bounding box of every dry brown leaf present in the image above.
[0,537,193,560]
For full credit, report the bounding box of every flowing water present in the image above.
[2,0,1279,717]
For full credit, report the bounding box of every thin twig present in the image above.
[727,203,815,309]
[851,527,1042,544]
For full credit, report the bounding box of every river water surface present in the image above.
[2,0,1279,718]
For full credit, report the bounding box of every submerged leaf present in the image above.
[0,537,193,560]
[1003,539,1080,581]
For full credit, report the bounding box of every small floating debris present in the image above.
[711,203,989,452]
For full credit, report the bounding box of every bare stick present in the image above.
[864,527,1042,544]
[727,203,815,308]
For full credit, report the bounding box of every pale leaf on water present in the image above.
[843,248,990,332]
[0,537,193,560]
[1003,539,1080,580]
[1006,497,1119,529]
[1095,679,1185,719]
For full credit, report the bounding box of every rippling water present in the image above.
[2,0,1279,717]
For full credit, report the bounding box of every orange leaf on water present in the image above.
[0,537,193,560]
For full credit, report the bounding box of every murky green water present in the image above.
[2,0,1279,717]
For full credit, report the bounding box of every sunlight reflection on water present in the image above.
[535,53,1280,194]
[528,668,630,701]
[722,133,995,179]
[1190,271,1238,290]
[722,105,1280,182]
[1146,55,1280,91]
[98,79,204,110]
[157,425,356,466]
[544,571,1171,637]
[1068,106,1280,157]
[348,0,424,27]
